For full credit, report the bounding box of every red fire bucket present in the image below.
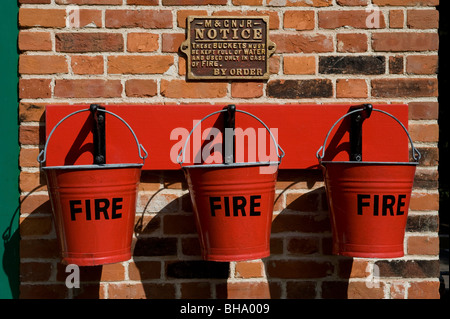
[316,107,420,258]
[38,108,148,266]
[178,108,285,261]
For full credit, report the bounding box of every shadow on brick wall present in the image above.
[262,170,353,299]
[133,172,230,299]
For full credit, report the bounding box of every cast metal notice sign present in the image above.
[180,16,276,80]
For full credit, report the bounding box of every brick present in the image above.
[211,10,280,30]
[375,260,440,278]
[129,261,161,280]
[20,239,59,259]
[134,215,161,235]
[20,148,41,168]
[413,167,438,189]
[283,56,316,75]
[284,11,315,30]
[339,259,370,278]
[100,263,126,282]
[408,102,438,120]
[166,261,229,279]
[180,282,212,299]
[371,78,438,97]
[321,281,350,298]
[125,79,157,97]
[127,33,159,52]
[406,55,438,74]
[56,33,124,53]
[127,0,158,4]
[268,0,332,6]
[19,125,45,146]
[410,192,439,210]
[71,55,104,75]
[19,79,51,99]
[347,281,385,299]
[407,236,439,255]
[177,10,208,28]
[19,55,68,75]
[271,34,333,53]
[390,10,405,28]
[20,284,68,299]
[20,0,51,3]
[409,123,439,142]
[337,33,368,52]
[108,283,175,299]
[235,261,264,278]
[54,79,122,98]
[76,9,103,28]
[286,237,320,255]
[337,0,369,5]
[267,79,333,99]
[265,260,334,278]
[138,192,179,213]
[18,31,52,51]
[108,56,174,74]
[231,82,264,98]
[319,56,385,75]
[105,9,173,29]
[407,214,438,233]
[19,194,50,214]
[162,33,186,52]
[55,0,122,3]
[181,237,201,256]
[19,8,66,28]
[286,281,317,299]
[233,0,263,5]
[20,216,53,237]
[19,103,45,122]
[389,55,404,74]
[407,9,439,29]
[163,214,196,235]
[408,281,440,299]
[373,0,439,5]
[160,80,228,99]
[162,0,227,4]
[20,171,45,192]
[319,10,386,29]
[133,237,177,256]
[20,262,52,282]
[372,32,438,52]
[227,282,271,299]
[271,213,330,233]
[336,79,368,98]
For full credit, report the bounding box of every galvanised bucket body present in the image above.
[184,163,278,261]
[45,164,142,266]
[321,161,416,258]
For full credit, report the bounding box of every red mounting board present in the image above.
[43,104,410,170]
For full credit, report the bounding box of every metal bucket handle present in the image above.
[37,107,148,165]
[177,109,285,166]
[316,107,421,163]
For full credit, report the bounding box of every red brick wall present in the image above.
[18,0,440,299]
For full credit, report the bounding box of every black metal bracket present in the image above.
[350,103,373,161]
[90,104,106,165]
[223,104,236,164]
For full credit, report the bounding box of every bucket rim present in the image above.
[42,163,144,170]
[320,160,418,166]
[182,161,280,169]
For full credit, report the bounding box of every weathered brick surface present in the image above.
[17,0,440,300]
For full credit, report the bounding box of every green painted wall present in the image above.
[0,1,19,299]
